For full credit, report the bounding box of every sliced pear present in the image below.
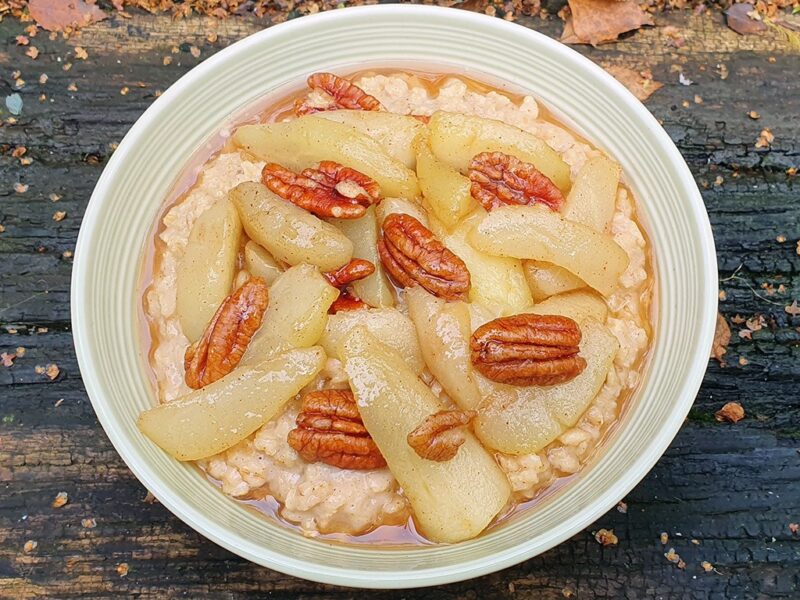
[562,154,620,232]
[539,320,618,428]
[474,387,563,456]
[530,289,608,324]
[415,133,478,230]
[375,196,429,228]
[469,205,628,297]
[315,110,425,169]
[473,320,618,455]
[405,287,482,410]
[231,182,352,271]
[524,260,585,302]
[138,347,326,461]
[176,199,241,343]
[341,327,511,543]
[244,241,283,285]
[318,307,423,374]
[428,111,571,192]
[240,264,338,366]
[430,212,532,315]
[233,117,419,199]
[328,206,395,308]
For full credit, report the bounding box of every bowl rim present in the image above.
[72,4,718,589]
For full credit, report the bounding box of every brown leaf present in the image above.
[715,401,745,423]
[785,300,800,316]
[594,528,619,546]
[605,66,663,101]
[711,313,731,363]
[562,0,654,46]
[28,0,107,32]
[725,3,767,35]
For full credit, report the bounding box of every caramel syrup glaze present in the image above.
[138,68,656,547]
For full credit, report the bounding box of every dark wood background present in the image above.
[1,7,798,598]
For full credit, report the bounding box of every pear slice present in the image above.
[138,347,326,461]
[341,327,511,543]
[231,182,352,272]
[318,307,424,374]
[469,204,629,297]
[233,116,419,199]
[328,206,395,308]
[315,110,426,169]
[176,199,241,343]
[240,264,338,366]
[405,287,482,410]
[474,321,618,454]
[428,111,571,193]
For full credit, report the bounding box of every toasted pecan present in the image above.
[470,313,586,386]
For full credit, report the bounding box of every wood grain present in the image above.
[1,8,798,598]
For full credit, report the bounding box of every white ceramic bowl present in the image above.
[72,5,717,588]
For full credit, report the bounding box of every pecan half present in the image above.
[329,291,369,313]
[378,213,471,301]
[295,73,382,115]
[288,389,386,470]
[184,277,269,389]
[470,314,586,386]
[469,151,565,212]
[323,258,375,288]
[262,161,381,219]
[407,410,477,462]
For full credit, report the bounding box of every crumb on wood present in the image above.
[617,501,628,513]
[116,562,129,577]
[23,540,38,553]
[660,532,669,545]
[81,517,97,528]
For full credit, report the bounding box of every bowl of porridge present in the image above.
[72,4,717,588]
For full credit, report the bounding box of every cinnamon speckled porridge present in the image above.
[141,72,652,540]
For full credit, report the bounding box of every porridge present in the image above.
[139,71,653,544]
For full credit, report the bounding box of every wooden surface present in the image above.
[1,8,799,598]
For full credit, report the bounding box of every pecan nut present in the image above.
[470,314,586,386]
[469,151,565,212]
[184,277,269,389]
[378,213,471,301]
[295,72,382,115]
[262,161,380,219]
[323,258,375,288]
[328,291,369,313]
[287,389,386,470]
[407,410,477,462]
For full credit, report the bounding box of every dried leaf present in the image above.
[562,0,653,46]
[28,0,107,32]
[726,3,767,35]
[52,491,68,508]
[715,401,745,423]
[755,128,774,148]
[711,313,731,363]
[605,66,663,101]
[786,300,800,316]
[594,528,618,546]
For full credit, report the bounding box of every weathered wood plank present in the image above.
[1,7,799,598]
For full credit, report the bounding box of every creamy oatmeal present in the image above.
[140,71,653,543]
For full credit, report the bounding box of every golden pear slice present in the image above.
[233,117,419,199]
[341,327,511,543]
[138,347,326,461]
